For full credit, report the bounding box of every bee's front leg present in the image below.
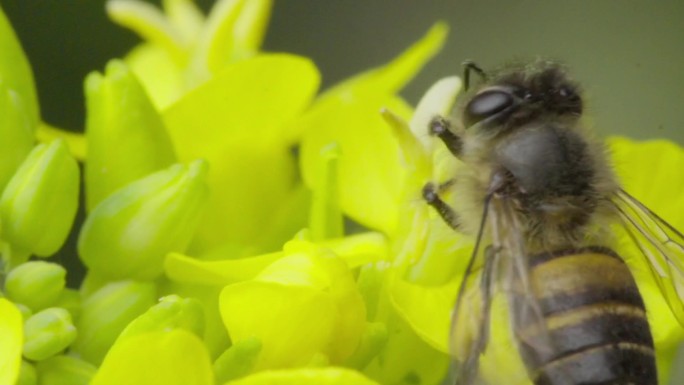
[429,116,463,158]
[422,182,461,230]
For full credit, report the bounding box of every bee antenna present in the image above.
[462,60,486,91]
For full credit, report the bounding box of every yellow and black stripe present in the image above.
[510,246,656,385]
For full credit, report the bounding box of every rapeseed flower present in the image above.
[0,1,682,385]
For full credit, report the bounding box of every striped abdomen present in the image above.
[510,246,656,385]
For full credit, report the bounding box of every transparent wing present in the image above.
[611,189,684,325]
[445,195,547,385]
[487,197,559,385]
[444,195,497,385]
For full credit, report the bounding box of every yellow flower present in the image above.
[219,239,366,370]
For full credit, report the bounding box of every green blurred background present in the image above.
[0,0,682,143]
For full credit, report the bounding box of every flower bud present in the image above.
[16,361,37,385]
[70,280,156,365]
[35,355,97,385]
[22,308,77,361]
[118,295,204,341]
[0,7,39,131]
[53,288,82,319]
[84,59,175,210]
[78,160,208,280]
[0,83,34,191]
[15,302,33,321]
[0,140,79,257]
[5,261,66,311]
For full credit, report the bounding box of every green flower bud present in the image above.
[0,140,79,258]
[53,288,82,319]
[35,355,97,385]
[16,360,37,385]
[15,302,32,321]
[118,294,205,340]
[71,280,156,365]
[78,160,208,280]
[23,308,77,361]
[84,59,176,210]
[0,7,39,132]
[0,83,34,191]
[5,261,66,311]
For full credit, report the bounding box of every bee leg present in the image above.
[429,116,463,158]
[422,182,461,230]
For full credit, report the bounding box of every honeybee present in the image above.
[423,59,684,385]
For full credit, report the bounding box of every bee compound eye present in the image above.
[464,88,516,128]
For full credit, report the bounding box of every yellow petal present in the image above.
[36,123,86,160]
[388,273,458,354]
[409,76,462,150]
[608,136,684,228]
[220,248,366,369]
[91,330,214,385]
[164,251,284,285]
[163,54,319,250]
[300,96,412,235]
[0,299,23,385]
[107,0,185,63]
[165,54,319,153]
[163,0,205,43]
[230,0,272,58]
[220,281,336,369]
[125,43,185,109]
[320,22,448,100]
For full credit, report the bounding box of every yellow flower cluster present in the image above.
[1,1,683,385]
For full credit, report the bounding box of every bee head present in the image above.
[462,62,583,131]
